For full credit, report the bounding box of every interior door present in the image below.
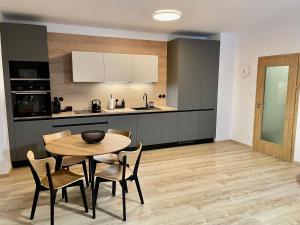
[253,54,299,161]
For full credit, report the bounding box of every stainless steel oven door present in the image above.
[11,91,51,120]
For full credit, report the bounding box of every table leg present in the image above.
[55,155,62,171]
[89,156,96,219]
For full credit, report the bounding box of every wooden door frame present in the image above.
[253,53,300,161]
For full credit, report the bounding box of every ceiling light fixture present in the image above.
[152,10,181,21]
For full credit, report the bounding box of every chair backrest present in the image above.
[27,150,56,181]
[107,129,131,138]
[118,142,142,168]
[43,130,72,144]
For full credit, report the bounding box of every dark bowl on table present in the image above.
[81,130,105,144]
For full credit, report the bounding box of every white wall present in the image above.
[0,33,12,174]
[215,33,237,141]
[230,24,300,161]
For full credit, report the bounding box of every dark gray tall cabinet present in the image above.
[0,22,49,163]
[167,38,220,142]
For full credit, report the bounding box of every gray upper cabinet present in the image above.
[178,111,200,142]
[161,112,178,143]
[137,114,162,145]
[2,23,49,62]
[108,115,137,147]
[14,120,53,161]
[167,38,220,110]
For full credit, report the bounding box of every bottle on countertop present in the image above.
[108,94,115,110]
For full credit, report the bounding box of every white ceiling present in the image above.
[0,0,299,35]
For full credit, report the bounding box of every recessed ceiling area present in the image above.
[0,0,300,34]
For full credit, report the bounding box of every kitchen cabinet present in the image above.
[137,114,162,145]
[199,110,216,139]
[167,38,220,110]
[132,55,158,82]
[108,115,137,147]
[72,51,105,82]
[178,111,200,142]
[104,53,133,82]
[2,23,49,62]
[161,112,178,143]
[14,120,53,161]
[52,116,108,134]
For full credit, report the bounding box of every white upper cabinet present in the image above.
[72,51,105,82]
[132,55,158,82]
[72,51,158,83]
[104,53,133,82]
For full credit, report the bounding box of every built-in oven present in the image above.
[9,61,50,80]
[11,80,51,120]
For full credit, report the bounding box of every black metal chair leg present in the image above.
[50,190,56,225]
[134,176,144,204]
[30,186,40,220]
[94,179,100,205]
[124,181,128,193]
[112,181,116,196]
[122,182,126,221]
[79,181,88,212]
[119,181,128,193]
[81,161,89,187]
[90,157,96,219]
[62,187,68,202]
[92,161,97,176]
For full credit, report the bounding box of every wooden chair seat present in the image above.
[61,156,87,167]
[41,169,83,189]
[93,153,118,164]
[94,164,133,181]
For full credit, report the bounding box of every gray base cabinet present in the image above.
[52,117,108,134]
[12,110,215,162]
[14,120,53,161]
[137,114,162,145]
[199,110,216,139]
[178,111,200,142]
[108,115,137,147]
[178,110,216,142]
[162,113,178,143]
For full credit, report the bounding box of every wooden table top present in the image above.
[45,133,131,157]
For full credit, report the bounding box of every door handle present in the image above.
[257,102,262,108]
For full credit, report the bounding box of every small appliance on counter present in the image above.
[115,99,126,109]
[91,99,101,113]
[108,94,115,110]
[52,96,63,114]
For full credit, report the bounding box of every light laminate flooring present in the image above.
[1,141,300,225]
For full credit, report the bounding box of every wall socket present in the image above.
[158,94,166,99]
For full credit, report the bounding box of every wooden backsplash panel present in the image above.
[47,32,167,110]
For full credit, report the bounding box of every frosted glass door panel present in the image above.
[261,66,289,144]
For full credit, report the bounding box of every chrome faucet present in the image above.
[143,93,148,108]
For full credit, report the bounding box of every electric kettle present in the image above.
[91,99,101,113]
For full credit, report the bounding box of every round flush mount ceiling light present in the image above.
[152,10,181,21]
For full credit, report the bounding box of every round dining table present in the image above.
[45,133,131,219]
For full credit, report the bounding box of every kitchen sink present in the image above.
[131,106,161,111]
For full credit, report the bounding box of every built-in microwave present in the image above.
[11,80,51,120]
[9,61,50,80]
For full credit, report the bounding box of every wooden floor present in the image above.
[1,140,300,225]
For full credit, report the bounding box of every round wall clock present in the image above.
[240,64,251,78]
